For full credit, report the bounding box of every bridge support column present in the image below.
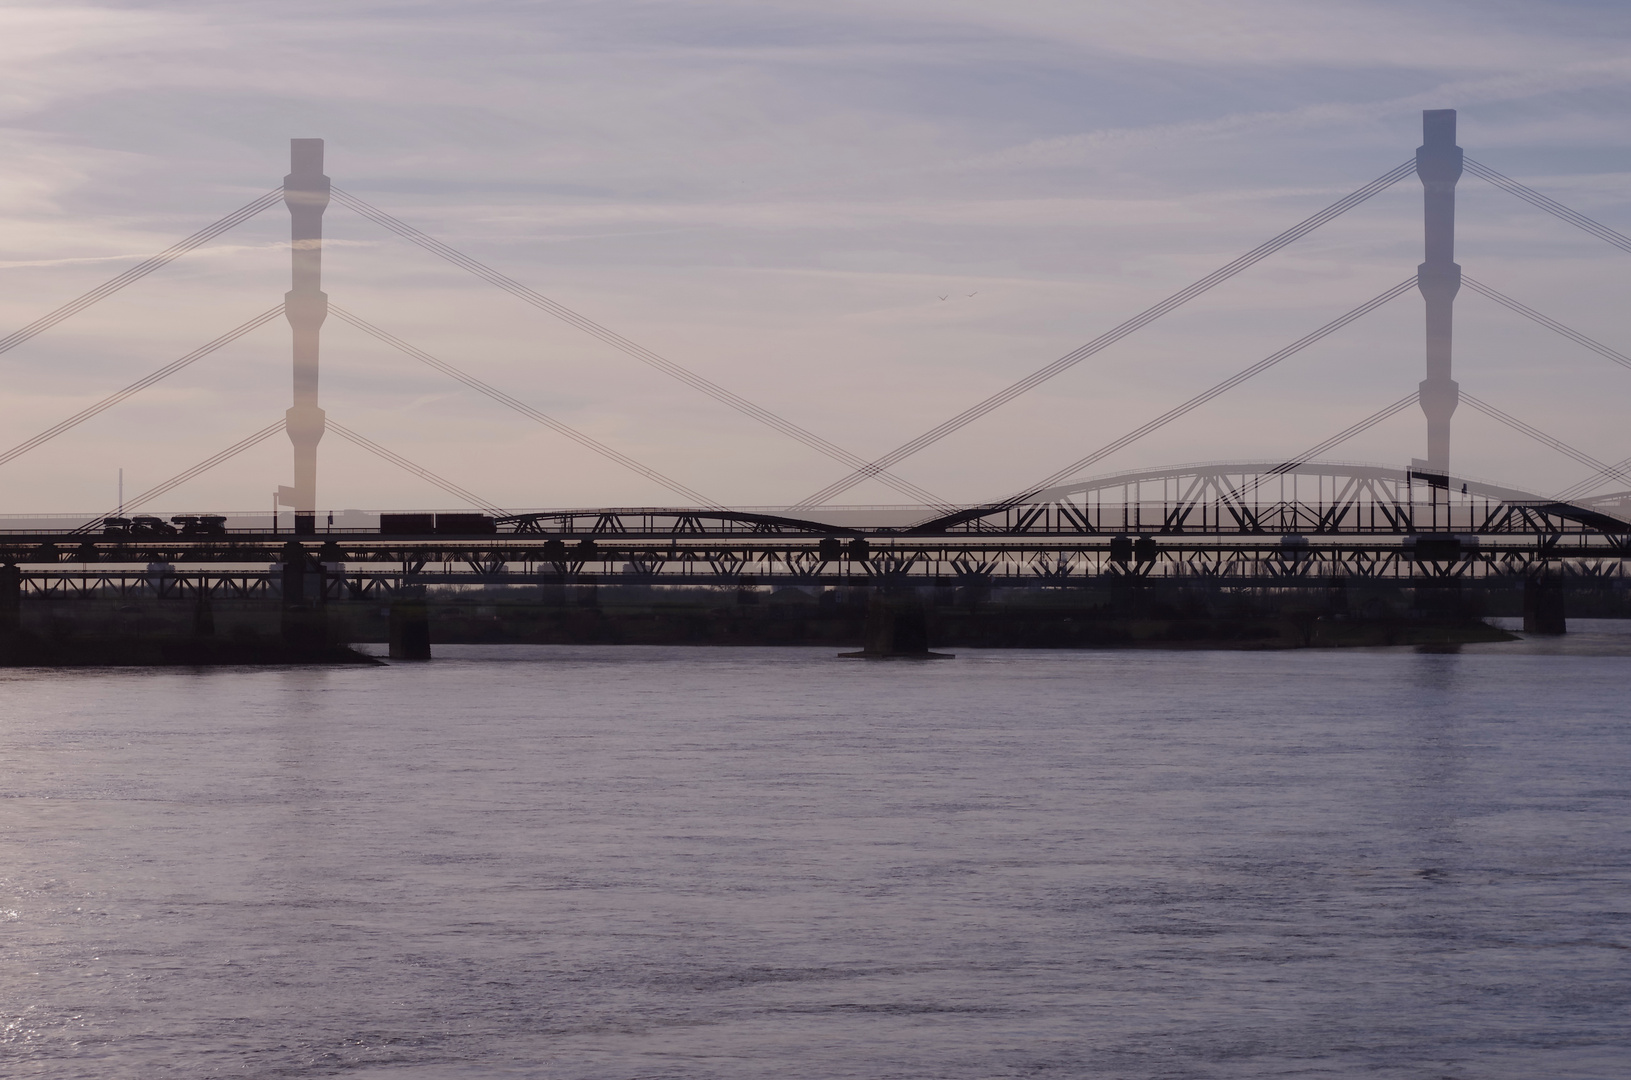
[842,587,949,658]
[1523,573,1567,634]
[0,561,20,642]
[576,573,600,608]
[538,572,566,606]
[1416,109,1462,477]
[389,585,432,660]
[280,541,330,652]
[283,138,329,537]
[193,586,215,637]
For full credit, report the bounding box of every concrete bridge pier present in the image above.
[389,585,432,659]
[1523,573,1567,634]
[279,542,330,651]
[576,574,600,608]
[0,562,19,641]
[538,573,567,606]
[193,587,215,638]
[842,587,949,658]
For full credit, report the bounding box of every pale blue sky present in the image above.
[2,0,1629,513]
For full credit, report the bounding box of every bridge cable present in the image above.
[328,305,723,509]
[326,419,507,516]
[1462,277,1631,372]
[911,278,1416,530]
[1554,454,1631,503]
[1266,392,1421,476]
[1460,392,1631,489]
[793,160,1419,509]
[1464,158,1631,256]
[1223,390,1422,504]
[1020,279,1417,494]
[0,305,286,470]
[1450,273,1631,502]
[0,190,283,358]
[75,417,289,531]
[327,187,952,509]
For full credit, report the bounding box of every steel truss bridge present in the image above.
[1,109,1629,606]
[3,464,1625,600]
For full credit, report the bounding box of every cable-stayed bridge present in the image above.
[0,110,1627,612]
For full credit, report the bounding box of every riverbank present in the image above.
[0,633,379,666]
[0,588,1529,664]
[381,592,1520,651]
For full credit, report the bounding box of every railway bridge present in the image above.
[0,110,1627,643]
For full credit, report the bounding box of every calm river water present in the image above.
[3,625,1629,1079]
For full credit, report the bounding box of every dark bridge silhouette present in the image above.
[0,110,1626,628]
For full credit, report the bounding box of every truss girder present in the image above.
[9,537,1620,596]
[1,466,1624,594]
[929,463,1625,539]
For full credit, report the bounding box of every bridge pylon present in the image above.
[281,138,329,535]
[1415,108,1462,479]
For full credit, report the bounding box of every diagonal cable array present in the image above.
[1460,392,1631,488]
[1221,390,1423,505]
[913,278,1416,529]
[0,306,285,470]
[1463,277,1631,372]
[329,186,950,509]
[327,419,506,515]
[1021,280,1416,496]
[1428,161,1631,500]
[329,305,722,508]
[1555,454,1631,502]
[1269,391,1421,475]
[77,418,290,531]
[1434,167,1631,502]
[794,160,1419,509]
[1464,158,1631,255]
[0,190,283,358]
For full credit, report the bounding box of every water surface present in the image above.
[3,629,1629,1078]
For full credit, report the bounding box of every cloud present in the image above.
[699,0,1620,70]
[961,56,1631,175]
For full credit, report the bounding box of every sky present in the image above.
[2,0,1630,516]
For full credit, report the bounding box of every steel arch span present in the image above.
[914,461,1631,539]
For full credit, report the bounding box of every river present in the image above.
[4,624,1628,1078]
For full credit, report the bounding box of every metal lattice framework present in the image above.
[2,462,1624,596]
[922,462,1631,538]
[2,113,1629,612]
[500,508,855,538]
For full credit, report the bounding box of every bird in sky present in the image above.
[938,294,948,301]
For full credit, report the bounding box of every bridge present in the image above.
[0,110,1627,635]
